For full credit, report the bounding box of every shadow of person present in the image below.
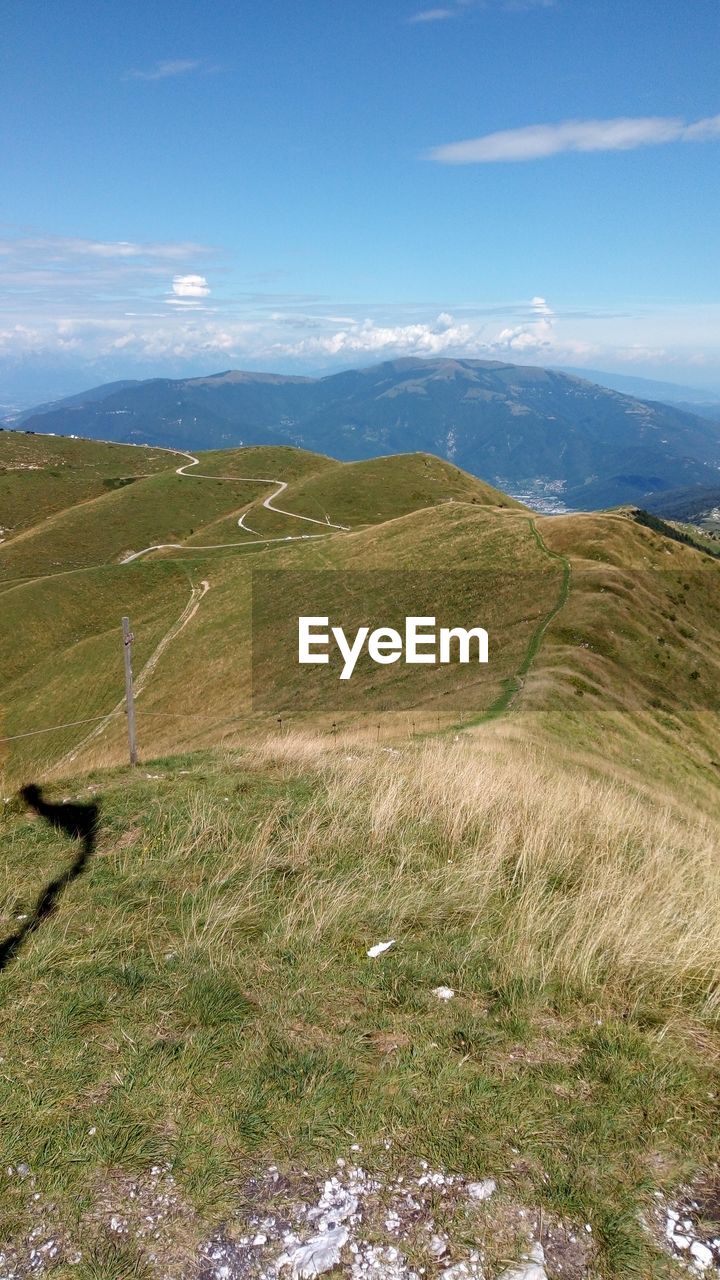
[0,784,99,973]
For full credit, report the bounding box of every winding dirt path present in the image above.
[121,453,349,563]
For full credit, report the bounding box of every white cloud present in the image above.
[280,315,477,359]
[429,113,720,163]
[125,59,207,82]
[408,8,456,22]
[169,273,211,300]
[277,306,565,362]
[2,264,720,387]
[409,0,554,20]
[495,319,554,351]
[0,236,212,262]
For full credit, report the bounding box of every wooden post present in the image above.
[122,616,138,766]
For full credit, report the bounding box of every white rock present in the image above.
[367,940,395,958]
[689,1241,713,1270]
[468,1179,496,1201]
[432,987,455,1000]
[497,1242,547,1280]
[277,1225,349,1277]
[429,1235,447,1256]
[672,1234,691,1249]
[441,1263,484,1280]
[351,1243,418,1279]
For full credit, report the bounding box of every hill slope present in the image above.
[2,440,720,1279]
[9,357,720,510]
[0,432,174,542]
[2,438,719,814]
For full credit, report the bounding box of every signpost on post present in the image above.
[122,616,138,766]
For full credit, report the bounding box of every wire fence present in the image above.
[0,701,467,753]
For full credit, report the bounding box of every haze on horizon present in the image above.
[2,0,719,405]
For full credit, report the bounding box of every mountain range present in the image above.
[5,357,720,510]
[555,367,720,418]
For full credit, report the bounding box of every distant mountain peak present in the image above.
[7,357,720,512]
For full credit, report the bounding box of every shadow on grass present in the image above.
[0,784,99,973]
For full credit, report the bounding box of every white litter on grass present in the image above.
[432,986,455,1001]
[467,1179,496,1202]
[277,1224,349,1277]
[367,939,396,958]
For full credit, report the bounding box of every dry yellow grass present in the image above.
[2,728,720,1276]
[165,730,720,1018]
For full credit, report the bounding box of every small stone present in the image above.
[497,1242,547,1280]
[441,1264,478,1280]
[432,986,455,1001]
[689,1241,713,1270]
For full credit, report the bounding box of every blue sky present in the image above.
[2,0,719,401]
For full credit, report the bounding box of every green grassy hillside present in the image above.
[0,738,718,1278]
[0,445,335,584]
[183,444,335,480]
[2,439,720,1278]
[0,431,175,542]
[2,438,720,804]
[190,452,523,544]
[519,509,720,808]
[1,503,560,782]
